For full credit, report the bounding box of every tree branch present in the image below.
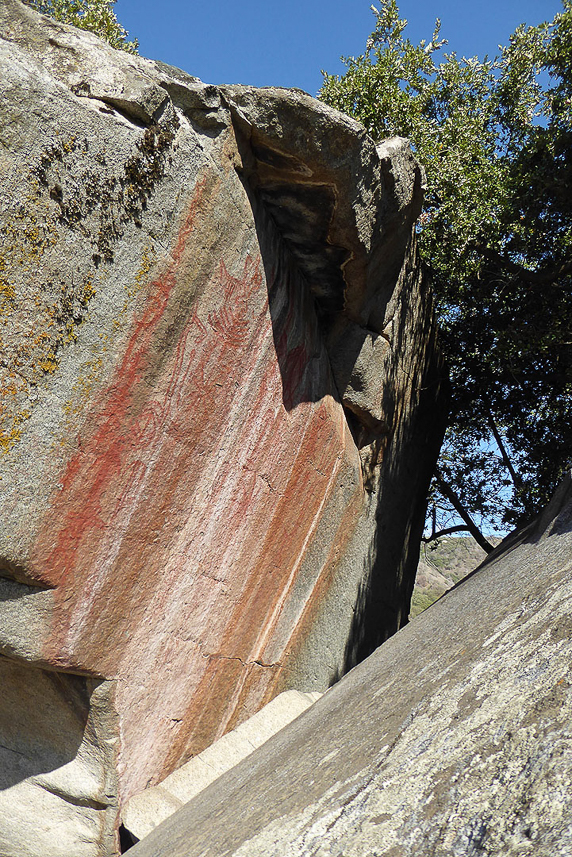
[435,473,494,553]
[475,243,572,285]
[422,524,470,542]
[485,406,522,490]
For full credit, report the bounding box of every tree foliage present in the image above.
[321,1,572,543]
[23,0,138,53]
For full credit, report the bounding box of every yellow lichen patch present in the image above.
[131,243,157,299]
[1,381,18,398]
[0,281,16,309]
[83,278,96,302]
[61,136,77,154]
[0,411,31,454]
[39,356,59,374]
[0,189,95,453]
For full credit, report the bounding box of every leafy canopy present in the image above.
[321,1,572,545]
[23,0,138,53]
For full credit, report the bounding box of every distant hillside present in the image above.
[410,536,500,619]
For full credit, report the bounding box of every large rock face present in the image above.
[0,2,445,853]
[130,474,572,857]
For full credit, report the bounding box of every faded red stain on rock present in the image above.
[29,169,363,798]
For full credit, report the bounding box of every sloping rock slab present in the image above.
[130,477,572,856]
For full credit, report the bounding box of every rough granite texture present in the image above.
[0,2,445,853]
[129,473,572,857]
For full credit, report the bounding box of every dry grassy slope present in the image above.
[410,536,499,619]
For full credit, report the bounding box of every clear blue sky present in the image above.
[117,0,563,95]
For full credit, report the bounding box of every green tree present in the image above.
[321,1,572,547]
[23,0,138,53]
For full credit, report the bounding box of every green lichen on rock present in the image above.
[0,115,177,454]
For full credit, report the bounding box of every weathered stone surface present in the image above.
[0,1,445,853]
[129,474,572,857]
[328,321,391,432]
[0,660,118,857]
[122,689,321,843]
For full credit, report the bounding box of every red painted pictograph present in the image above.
[207,257,262,347]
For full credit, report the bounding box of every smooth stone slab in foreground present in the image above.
[122,689,321,842]
[130,477,572,856]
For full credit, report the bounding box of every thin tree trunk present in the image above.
[435,473,494,554]
[485,406,522,490]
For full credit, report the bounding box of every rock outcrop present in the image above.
[0,2,446,853]
[129,473,572,857]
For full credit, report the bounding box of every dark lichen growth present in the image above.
[123,120,178,222]
[0,114,178,453]
[32,117,178,262]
